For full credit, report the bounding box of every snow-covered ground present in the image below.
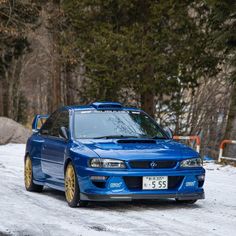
[0,144,236,236]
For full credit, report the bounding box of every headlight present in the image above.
[90,158,126,169]
[180,158,202,168]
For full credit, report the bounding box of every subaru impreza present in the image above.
[24,102,205,207]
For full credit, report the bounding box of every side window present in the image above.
[50,111,69,138]
[40,111,59,135]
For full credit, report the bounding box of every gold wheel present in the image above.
[65,164,76,203]
[24,157,32,189]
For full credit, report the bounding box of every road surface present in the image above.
[0,144,236,236]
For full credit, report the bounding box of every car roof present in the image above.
[62,102,141,112]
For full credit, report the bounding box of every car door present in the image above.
[36,111,58,180]
[41,110,70,185]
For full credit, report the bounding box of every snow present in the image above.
[0,144,236,236]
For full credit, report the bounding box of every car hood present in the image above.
[78,139,198,161]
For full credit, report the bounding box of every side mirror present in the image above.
[59,126,69,140]
[32,114,49,133]
[163,127,173,139]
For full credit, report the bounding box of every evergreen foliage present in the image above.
[62,0,224,117]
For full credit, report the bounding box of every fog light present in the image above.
[197,175,205,181]
[90,176,107,181]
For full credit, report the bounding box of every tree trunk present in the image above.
[224,82,236,158]
[51,1,62,111]
[64,65,73,105]
[141,90,155,118]
[0,80,3,116]
[141,63,155,118]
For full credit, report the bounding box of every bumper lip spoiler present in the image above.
[80,192,205,201]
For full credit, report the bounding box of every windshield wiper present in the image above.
[93,135,140,139]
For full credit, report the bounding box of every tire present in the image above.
[175,199,197,204]
[24,155,43,192]
[65,162,88,208]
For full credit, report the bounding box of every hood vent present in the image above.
[117,139,156,144]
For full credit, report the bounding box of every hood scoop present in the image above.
[117,139,156,144]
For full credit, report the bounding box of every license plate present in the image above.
[142,176,168,190]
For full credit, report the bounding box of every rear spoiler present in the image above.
[32,114,49,133]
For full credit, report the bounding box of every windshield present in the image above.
[74,110,167,139]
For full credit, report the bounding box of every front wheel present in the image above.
[175,199,197,204]
[24,155,43,192]
[65,162,88,208]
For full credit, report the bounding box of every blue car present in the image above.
[24,102,205,207]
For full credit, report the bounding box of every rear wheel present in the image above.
[175,199,197,204]
[65,162,88,207]
[24,155,43,192]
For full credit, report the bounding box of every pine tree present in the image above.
[62,0,220,118]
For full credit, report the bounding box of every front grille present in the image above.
[123,177,142,190]
[123,176,184,190]
[129,160,177,169]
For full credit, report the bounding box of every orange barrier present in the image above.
[173,135,201,153]
[218,139,236,162]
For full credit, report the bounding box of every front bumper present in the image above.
[76,166,205,201]
[80,191,205,201]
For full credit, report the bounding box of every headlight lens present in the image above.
[90,158,126,169]
[180,158,202,168]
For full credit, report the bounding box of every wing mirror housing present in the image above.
[163,127,173,139]
[59,126,69,140]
